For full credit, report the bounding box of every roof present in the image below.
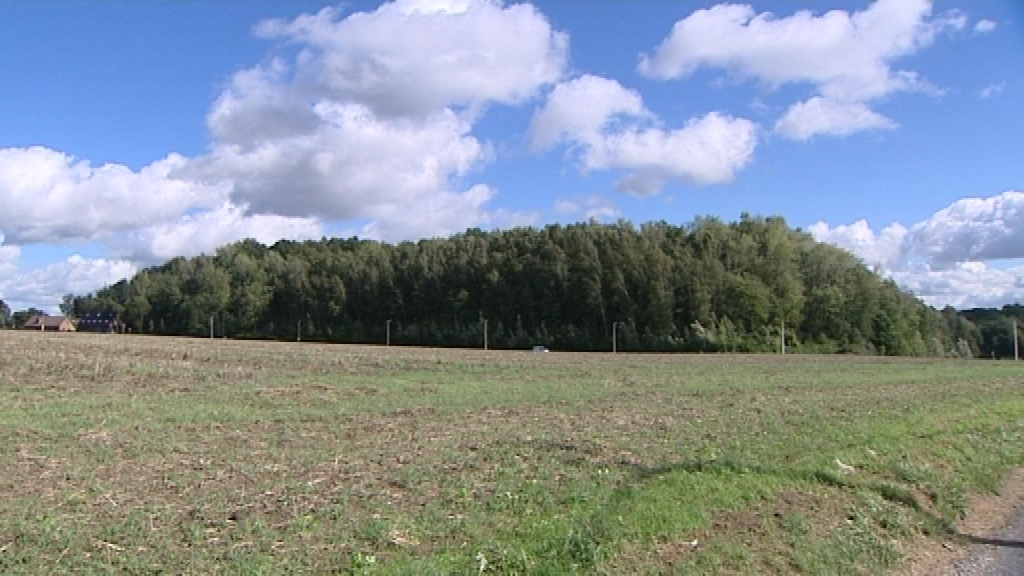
[76,312,121,331]
[24,315,74,329]
[78,312,119,324]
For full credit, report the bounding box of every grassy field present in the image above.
[1,331,1023,574]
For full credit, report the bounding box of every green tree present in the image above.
[11,307,45,328]
[124,289,152,333]
[217,242,273,336]
[0,298,10,328]
[871,311,900,356]
[59,293,75,317]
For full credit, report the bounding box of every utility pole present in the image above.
[483,319,488,351]
[1015,317,1019,361]
[781,319,786,355]
[386,319,392,347]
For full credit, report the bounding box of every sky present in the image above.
[1,0,1022,314]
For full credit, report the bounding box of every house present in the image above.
[22,315,76,332]
[76,312,122,333]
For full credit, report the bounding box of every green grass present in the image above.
[1,331,1023,574]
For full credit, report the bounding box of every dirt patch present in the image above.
[897,468,1024,575]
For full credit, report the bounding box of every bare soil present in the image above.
[898,468,1024,575]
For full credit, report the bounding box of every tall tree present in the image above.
[60,293,76,317]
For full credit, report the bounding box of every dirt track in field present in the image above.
[900,468,1024,575]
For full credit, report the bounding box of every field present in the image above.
[1,331,1023,574]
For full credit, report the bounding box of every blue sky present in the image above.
[1,0,1022,313]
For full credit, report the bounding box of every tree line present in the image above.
[959,305,1023,359]
[39,215,1014,356]
[0,216,1012,356]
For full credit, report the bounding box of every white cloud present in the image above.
[808,219,908,269]
[186,0,569,236]
[592,112,757,194]
[0,255,136,314]
[121,202,324,264]
[352,184,536,242]
[357,183,497,241]
[530,76,757,194]
[890,261,1024,310]
[811,191,1024,308]
[979,82,1004,99]
[639,0,964,140]
[902,191,1024,266]
[489,208,540,231]
[0,147,226,244]
[205,58,322,147]
[252,0,568,119]
[775,97,896,139]
[188,104,489,220]
[553,195,620,221]
[529,75,647,151]
[0,234,19,277]
[974,19,997,33]
[553,199,579,215]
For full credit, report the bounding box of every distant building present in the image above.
[22,315,76,332]
[76,312,122,333]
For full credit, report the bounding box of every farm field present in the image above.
[1,332,1023,574]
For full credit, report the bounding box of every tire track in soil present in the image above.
[899,469,1024,576]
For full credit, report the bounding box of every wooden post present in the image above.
[483,319,488,351]
[781,319,786,355]
[386,319,392,347]
[612,322,618,354]
[1011,315,1019,360]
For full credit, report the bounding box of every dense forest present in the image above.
[53,215,1020,357]
[959,305,1024,359]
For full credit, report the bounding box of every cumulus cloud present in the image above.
[639,0,964,140]
[188,104,488,220]
[529,75,647,151]
[598,113,757,193]
[810,191,1024,308]
[186,0,568,231]
[890,262,1024,310]
[807,219,908,269]
[775,97,896,140]
[902,191,1024,266]
[0,255,137,314]
[120,202,324,264]
[0,147,226,244]
[252,0,567,119]
[530,75,757,194]
[357,184,498,241]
